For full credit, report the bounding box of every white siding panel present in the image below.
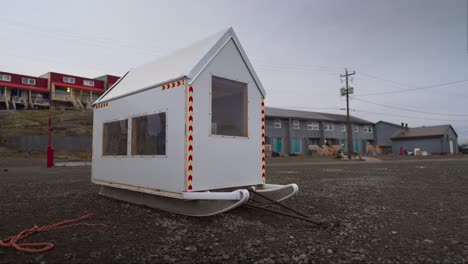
[191,39,263,191]
[92,85,186,192]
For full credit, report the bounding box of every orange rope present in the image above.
[0,213,106,253]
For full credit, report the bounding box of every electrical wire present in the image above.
[351,109,468,122]
[355,77,468,96]
[353,97,468,117]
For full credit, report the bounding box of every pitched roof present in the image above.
[265,107,374,124]
[376,120,402,128]
[391,125,456,139]
[94,27,265,104]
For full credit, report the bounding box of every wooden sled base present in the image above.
[98,183,299,217]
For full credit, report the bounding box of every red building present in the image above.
[0,71,49,110]
[95,74,121,90]
[40,72,106,109]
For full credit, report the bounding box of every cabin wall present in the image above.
[191,39,263,191]
[92,83,186,192]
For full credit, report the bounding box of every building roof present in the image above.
[94,27,265,105]
[391,125,457,140]
[376,120,402,127]
[265,107,374,124]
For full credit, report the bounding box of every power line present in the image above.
[355,77,468,97]
[269,106,342,111]
[351,109,468,122]
[353,97,468,117]
[357,72,410,89]
[1,19,166,57]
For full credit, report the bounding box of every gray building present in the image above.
[374,121,402,154]
[265,107,375,155]
[390,125,458,154]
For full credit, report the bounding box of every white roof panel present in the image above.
[95,27,265,104]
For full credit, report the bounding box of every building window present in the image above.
[102,119,128,156]
[274,119,282,128]
[364,125,373,133]
[0,74,11,82]
[293,120,300,130]
[353,125,359,132]
[21,78,36,86]
[341,124,346,132]
[84,80,95,87]
[211,76,248,137]
[63,76,75,84]
[324,122,334,131]
[132,112,166,155]
[307,121,319,130]
[91,93,100,102]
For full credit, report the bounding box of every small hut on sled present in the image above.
[92,28,298,216]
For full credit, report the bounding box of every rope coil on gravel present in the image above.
[0,213,106,253]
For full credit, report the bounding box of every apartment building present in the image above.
[265,107,375,154]
[0,71,50,110]
[39,72,106,110]
[95,74,121,90]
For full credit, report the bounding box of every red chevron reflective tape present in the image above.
[261,97,266,183]
[187,86,194,191]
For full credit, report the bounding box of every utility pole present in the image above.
[340,68,355,159]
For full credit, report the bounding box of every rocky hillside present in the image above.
[0,110,93,136]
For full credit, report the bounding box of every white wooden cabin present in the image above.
[92,28,297,216]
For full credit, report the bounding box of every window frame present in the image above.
[293,120,300,130]
[307,121,319,131]
[354,125,359,133]
[274,119,282,129]
[130,110,168,158]
[83,80,95,87]
[21,77,36,86]
[209,75,249,139]
[341,124,346,132]
[324,122,334,131]
[0,74,11,82]
[102,118,129,157]
[364,125,373,133]
[63,76,76,84]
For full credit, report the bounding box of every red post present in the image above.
[47,117,54,168]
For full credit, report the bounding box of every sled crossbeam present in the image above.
[246,189,328,227]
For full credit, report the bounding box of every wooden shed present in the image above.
[91,28,298,216]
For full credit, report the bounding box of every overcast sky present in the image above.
[2,0,468,142]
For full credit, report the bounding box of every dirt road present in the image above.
[1,157,467,263]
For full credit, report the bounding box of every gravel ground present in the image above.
[1,157,468,263]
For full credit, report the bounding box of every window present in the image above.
[84,80,95,87]
[55,88,69,95]
[0,74,11,82]
[21,78,36,85]
[353,125,359,132]
[324,122,334,131]
[132,112,166,155]
[91,93,100,102]
[63,76,75,84]
[341,124,346,132]
[274,119,282,128]
[211,76,248,137]
[307,121,319,130]
[293,120,300,130]
[102,120,128,156]
[364,125,373,133]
